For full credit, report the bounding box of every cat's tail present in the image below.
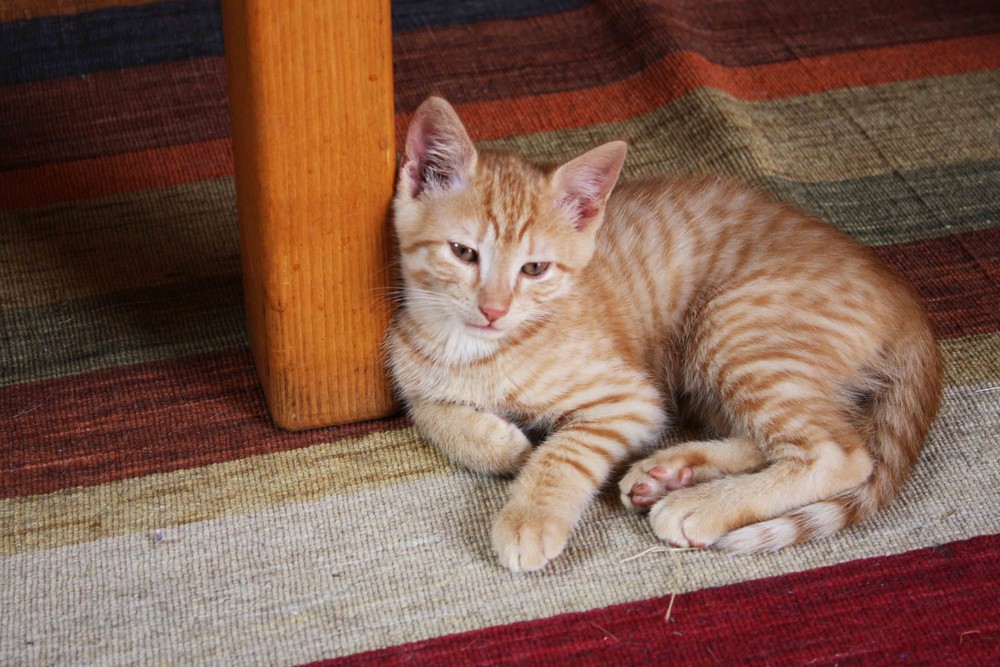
[717,320,943,553]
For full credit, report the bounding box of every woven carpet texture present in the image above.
[1,0,999,664]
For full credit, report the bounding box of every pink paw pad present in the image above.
[628,466,693,507]
[649,466,693,490]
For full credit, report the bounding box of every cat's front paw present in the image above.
[647,486,729,549]
[471,414,533,476]
[491,501,572,572]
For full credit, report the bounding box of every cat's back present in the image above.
[585,175,928,356]
[601,175,853,263]
[601,174,915,290]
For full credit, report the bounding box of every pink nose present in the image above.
[479,304,508,323]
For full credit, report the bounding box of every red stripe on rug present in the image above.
[1,33,997,212]
[311,534,1000,666]
[873,226,1000,340]
[0,347,407,498]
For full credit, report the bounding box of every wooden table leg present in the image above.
[220,0,397,430]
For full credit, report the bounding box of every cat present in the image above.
[386,96,942,572]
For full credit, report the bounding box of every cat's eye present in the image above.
[521,262,550,277]
[449,242,478,263]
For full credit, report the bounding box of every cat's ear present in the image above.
[400,97,477,198]
[551,141,627,231]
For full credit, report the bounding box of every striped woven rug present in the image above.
[2,1,999,664]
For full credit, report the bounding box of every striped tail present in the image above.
[717,322,943,554]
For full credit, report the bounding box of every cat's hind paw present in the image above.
[620,441,748,513]
[619,459,694,513]
[648,485,730,549]
[491,502,572,573]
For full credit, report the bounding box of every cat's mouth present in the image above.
[465,322,507,338]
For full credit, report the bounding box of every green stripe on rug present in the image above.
[483,70,1000,182]
[2,163,996,310]
[0,277,247,386]
[0,178,238,308]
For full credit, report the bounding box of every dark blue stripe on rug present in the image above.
[0,0,224,87]
[0,0,591,87]
[392,0,590,32]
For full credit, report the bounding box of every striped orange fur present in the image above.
[387,97,942,571]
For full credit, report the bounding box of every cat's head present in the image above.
[393,97,626,356]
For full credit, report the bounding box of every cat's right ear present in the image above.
[400,97,477,198]
[551,140,627,232]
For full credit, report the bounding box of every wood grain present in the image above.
[220,0,397,429]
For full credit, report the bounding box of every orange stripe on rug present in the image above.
[400,33,1000,141]
[0,139,233,212]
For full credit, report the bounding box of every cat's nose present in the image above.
[479,304,508,323]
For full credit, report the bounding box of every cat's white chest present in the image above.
[414,358,514,411]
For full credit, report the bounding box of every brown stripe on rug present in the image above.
[941,333,1000,388]
[392,0,1000,110]
[0,57,229,171]
[0,0,158,22]
[873,227,1000,339]
[0,139,233,212]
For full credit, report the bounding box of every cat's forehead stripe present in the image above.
[475,152,546,247]
[516,212,537,245]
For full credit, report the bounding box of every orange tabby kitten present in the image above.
[387,97,942,572]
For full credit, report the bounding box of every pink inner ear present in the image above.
[401,98,476,199]
[577,203,600,225]
[402,128,472,197]
[403,123,433,197]
[556,169,613,231]
[555,194,601,231]
[402,157,424,197]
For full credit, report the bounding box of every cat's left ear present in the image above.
[400,97,478,198]
[551,141,627,232]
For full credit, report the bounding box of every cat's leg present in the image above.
[408,399,532,476]
[641,284,878,549]
[619,437,764,511]
[492,380,667,572]
[647,418,873,549]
